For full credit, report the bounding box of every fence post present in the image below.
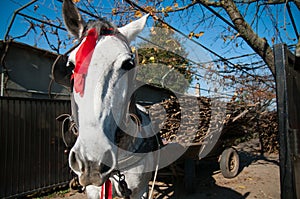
[274,43,300,199]
[0,70,4,96]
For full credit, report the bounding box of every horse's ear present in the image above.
[62,0,86,39]
[118,14,149,43]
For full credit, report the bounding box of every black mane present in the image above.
[84,19,118,36]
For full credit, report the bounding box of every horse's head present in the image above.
[62,0,148,187]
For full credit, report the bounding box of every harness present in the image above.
[57,104,158,198]
[53,23,159,199]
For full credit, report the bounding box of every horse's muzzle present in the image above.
[69,149,116,187]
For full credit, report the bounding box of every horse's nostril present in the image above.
[69,148,116,183]
[99,150,116,175]
[100,163,111,174]
[69,150,82,173]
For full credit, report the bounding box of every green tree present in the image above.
[136,22,193,93]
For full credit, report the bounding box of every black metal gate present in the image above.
[275,44,300,199]
[0,97,72,198]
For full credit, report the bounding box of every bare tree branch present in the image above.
[196,0,275,75]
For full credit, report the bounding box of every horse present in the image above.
[59,0,159,198]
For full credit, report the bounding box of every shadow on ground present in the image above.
[151,148,279,199]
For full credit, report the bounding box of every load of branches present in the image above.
[256,111,279,153]
[148,95,279,153]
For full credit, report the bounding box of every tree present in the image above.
[122,0,299,75]
[113,0,299,104]
[5,0,298,102]
[136,22,193,93]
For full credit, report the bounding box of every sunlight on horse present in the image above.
[61,0,156,198]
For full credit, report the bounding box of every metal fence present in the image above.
[0,97,72,198]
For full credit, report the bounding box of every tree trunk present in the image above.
[296,36,300,57]
[221,0,275,75]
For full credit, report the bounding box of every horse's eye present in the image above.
[121,59,135,70]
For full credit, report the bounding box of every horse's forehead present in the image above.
[97,36,130,59]
[69,35,128,65]
[71,35,132,116]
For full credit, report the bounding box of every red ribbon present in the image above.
[72,28,98,97]
[100,179,113,199]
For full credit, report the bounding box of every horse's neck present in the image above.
[117,96,143,151]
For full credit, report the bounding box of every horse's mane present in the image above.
[85,19,118,35]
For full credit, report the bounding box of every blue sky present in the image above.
[0,0,299,97]
[0,0,24,39]
[0,0,69,52]
[1,0,299,52]
[0,0,124,52]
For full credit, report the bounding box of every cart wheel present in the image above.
[220,147,239,178]
[184,158,195,193]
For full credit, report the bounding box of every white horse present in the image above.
[61,0,158,198]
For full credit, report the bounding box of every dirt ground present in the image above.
[48,139,280,199]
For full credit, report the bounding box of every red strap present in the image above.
[73,28,98,97]
[100,180,113,199]
[106,179,113,199]
[100,182,105,199]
